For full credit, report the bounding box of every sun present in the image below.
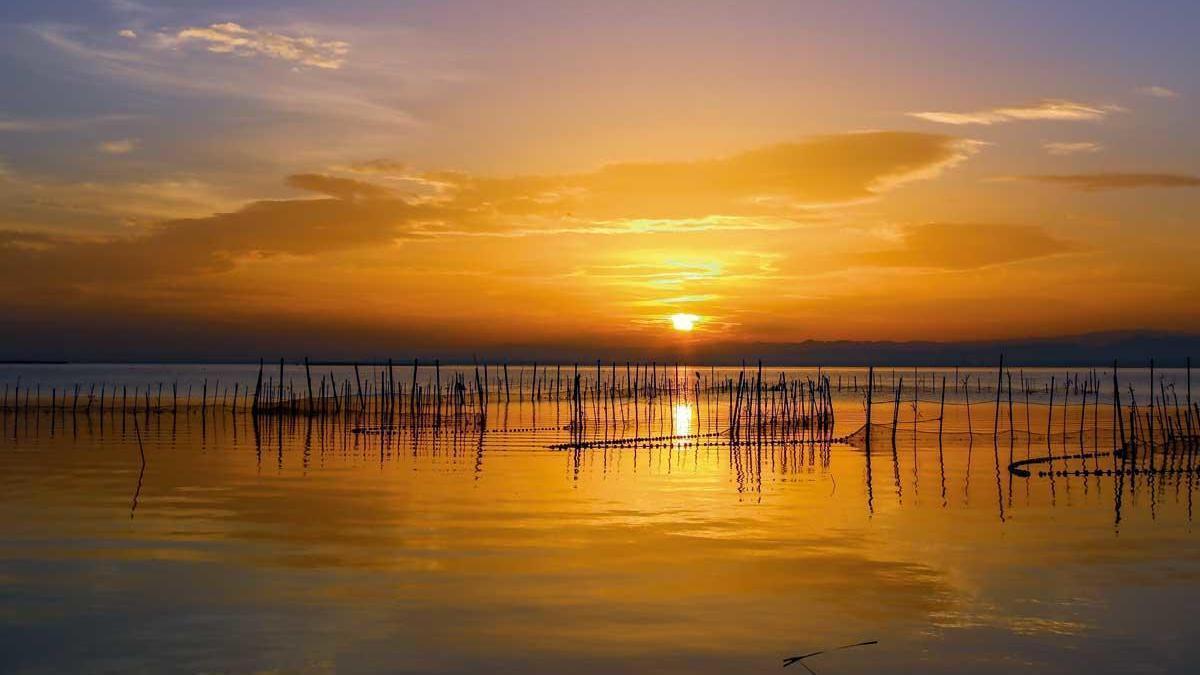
[669,313,699,332]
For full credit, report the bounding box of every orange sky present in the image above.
[1,2,1199,357]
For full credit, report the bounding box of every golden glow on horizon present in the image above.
[670,314,699,332]
[1,4,1197,352]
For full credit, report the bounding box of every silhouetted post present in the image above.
[252,358,264,414]
[1187,357,1193,438]
[354,363,366,414]
[756,360,763,437]
[1112,362,1123,448]
[1148,358,1155,450]
[1061,374,1069,442]
[891,377,902,445]
[408,359,418,420]
[993,355,1003,439]
[387,359,395,419]
[474,362,485,423]
[1047,375,1055,449]
[304,357,314,415]
[732,369,745,439]
[1007,371,1015,438]
[964,376,972,435]
[938,375,946,441]
[1079,377,1088,445]
[1128,386,1143,466]
[865,366,874,437]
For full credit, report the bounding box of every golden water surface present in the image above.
[2,366,1198,674]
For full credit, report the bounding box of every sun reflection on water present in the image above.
[672,403,694,442]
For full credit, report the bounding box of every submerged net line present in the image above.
[547,428,852,451]
[352,423,572,435]
[867,398,1116,407]
[856,420,1139,440]
[1008,436,1200,478]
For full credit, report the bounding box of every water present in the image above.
[1,365,1198,674]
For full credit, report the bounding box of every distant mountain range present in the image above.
[2,329,1196,367]
[459,330,1199,367]
[670,330,1199,367]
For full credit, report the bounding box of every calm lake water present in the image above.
[1,365,1198,674]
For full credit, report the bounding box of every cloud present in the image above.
[425,131,981,219]
[1043,141,1102,156]
[118,29,137,39]
[0,113,137,133]
[0,197,434,285]
[342,159,411,176]
[0,167,244,225]
[33,24,417,130]
[97,138,137,154]
[285,173,393,200]
[858,223,1077,270]
[0,230,59,252]
[1137,85,1178,98]
[909,99,1122,126]
[1009,173,1200,191]
[0,132,978,287]
[169,22,349,69]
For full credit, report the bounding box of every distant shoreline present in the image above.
[0,359,1193,369]
[2,331,1195,369]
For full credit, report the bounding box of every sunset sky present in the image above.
[2,1,1199,359]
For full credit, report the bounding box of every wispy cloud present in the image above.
[97,138,137,154]
[0,163,244,226]
[1043,141,1102,156]
[419,131,981,219]
[859,223,1077,270]
[166,22,349,70]
[32,24,420,130]
[1137,85,1178,98]
[909,99,1122,126]
[285,173,392,200]
[342,159,411,175]
[1008,173,1200,191]
[0,113,137,133]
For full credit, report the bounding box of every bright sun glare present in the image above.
[670,313,699,331]
[672,403,693,437]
